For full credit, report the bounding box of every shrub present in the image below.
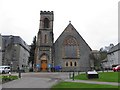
[2,75,18,83]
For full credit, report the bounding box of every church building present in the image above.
[34,11,94,72]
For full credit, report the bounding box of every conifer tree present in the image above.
[28,36,36,70]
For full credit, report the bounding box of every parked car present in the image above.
[0,66,11,74]
[113,65,120,72]
[54,66,62,72]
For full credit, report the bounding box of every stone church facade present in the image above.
[34,11,93,72]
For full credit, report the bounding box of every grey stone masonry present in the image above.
[35,11,94,72]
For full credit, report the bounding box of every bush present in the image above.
[2,75,18,83]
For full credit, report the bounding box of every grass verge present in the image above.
[52,82,118,88]
[74,72,119,82]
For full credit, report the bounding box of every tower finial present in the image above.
[69,21,71,23]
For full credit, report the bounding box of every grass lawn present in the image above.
[74,72,119,82]
[52,82,118,88]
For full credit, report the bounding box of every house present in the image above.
[101,43,120,69]
[107,43,120,67]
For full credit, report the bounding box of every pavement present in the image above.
[1,72,120,89]
[64,79,119,86]
[2,72,69,88]
[2,77,58,88]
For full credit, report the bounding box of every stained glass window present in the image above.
[63,36,79,58]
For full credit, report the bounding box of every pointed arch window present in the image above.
[44,34,48,43]
[74,62,77,66]
[44,18,50,28]
[65,62,68,67]
[62,36,80,58]
[70,62,73,66]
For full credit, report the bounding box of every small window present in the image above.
[44,34,47,43]
[66,62,68,67]
[74,62,77,66]
[70,62,72,66]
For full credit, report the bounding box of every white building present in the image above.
[107,43,120,67]
[102,43,120,69]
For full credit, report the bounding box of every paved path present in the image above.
[2,72,69,88]
[64,79,119,86]
[1,72,119,89]
[2,77,58,88]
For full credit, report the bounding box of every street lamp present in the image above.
[11,61,13,73]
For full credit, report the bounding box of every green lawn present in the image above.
[52,72,119,89]
[52,82,118,88]
[74,72,119,82]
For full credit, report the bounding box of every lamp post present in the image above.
[17,65,21,78]
[11,61,13,73]
[48,64,51,72]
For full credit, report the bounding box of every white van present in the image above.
[0,66,11,74]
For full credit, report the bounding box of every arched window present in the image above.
[66,62,68,67]
[74,62,77,66]
[62,36,79,58]
[44,34,47,43]
[44,18,49,28]
[70,62,72,66]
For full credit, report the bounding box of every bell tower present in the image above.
[35,11,54,72]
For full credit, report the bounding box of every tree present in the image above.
[99,51,107,60]
[89,52,101,70]
[28,36,36,70]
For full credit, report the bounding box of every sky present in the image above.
[0,0,119,50]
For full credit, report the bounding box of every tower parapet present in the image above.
[40,11,53,15]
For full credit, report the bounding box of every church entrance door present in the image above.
[40,54,48,71]
[41,60,47,71]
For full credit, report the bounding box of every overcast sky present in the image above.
[0,0,119,50]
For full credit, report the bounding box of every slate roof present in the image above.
[108,43,120,54]
[2,35,29,51]
[54,23,92,51]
